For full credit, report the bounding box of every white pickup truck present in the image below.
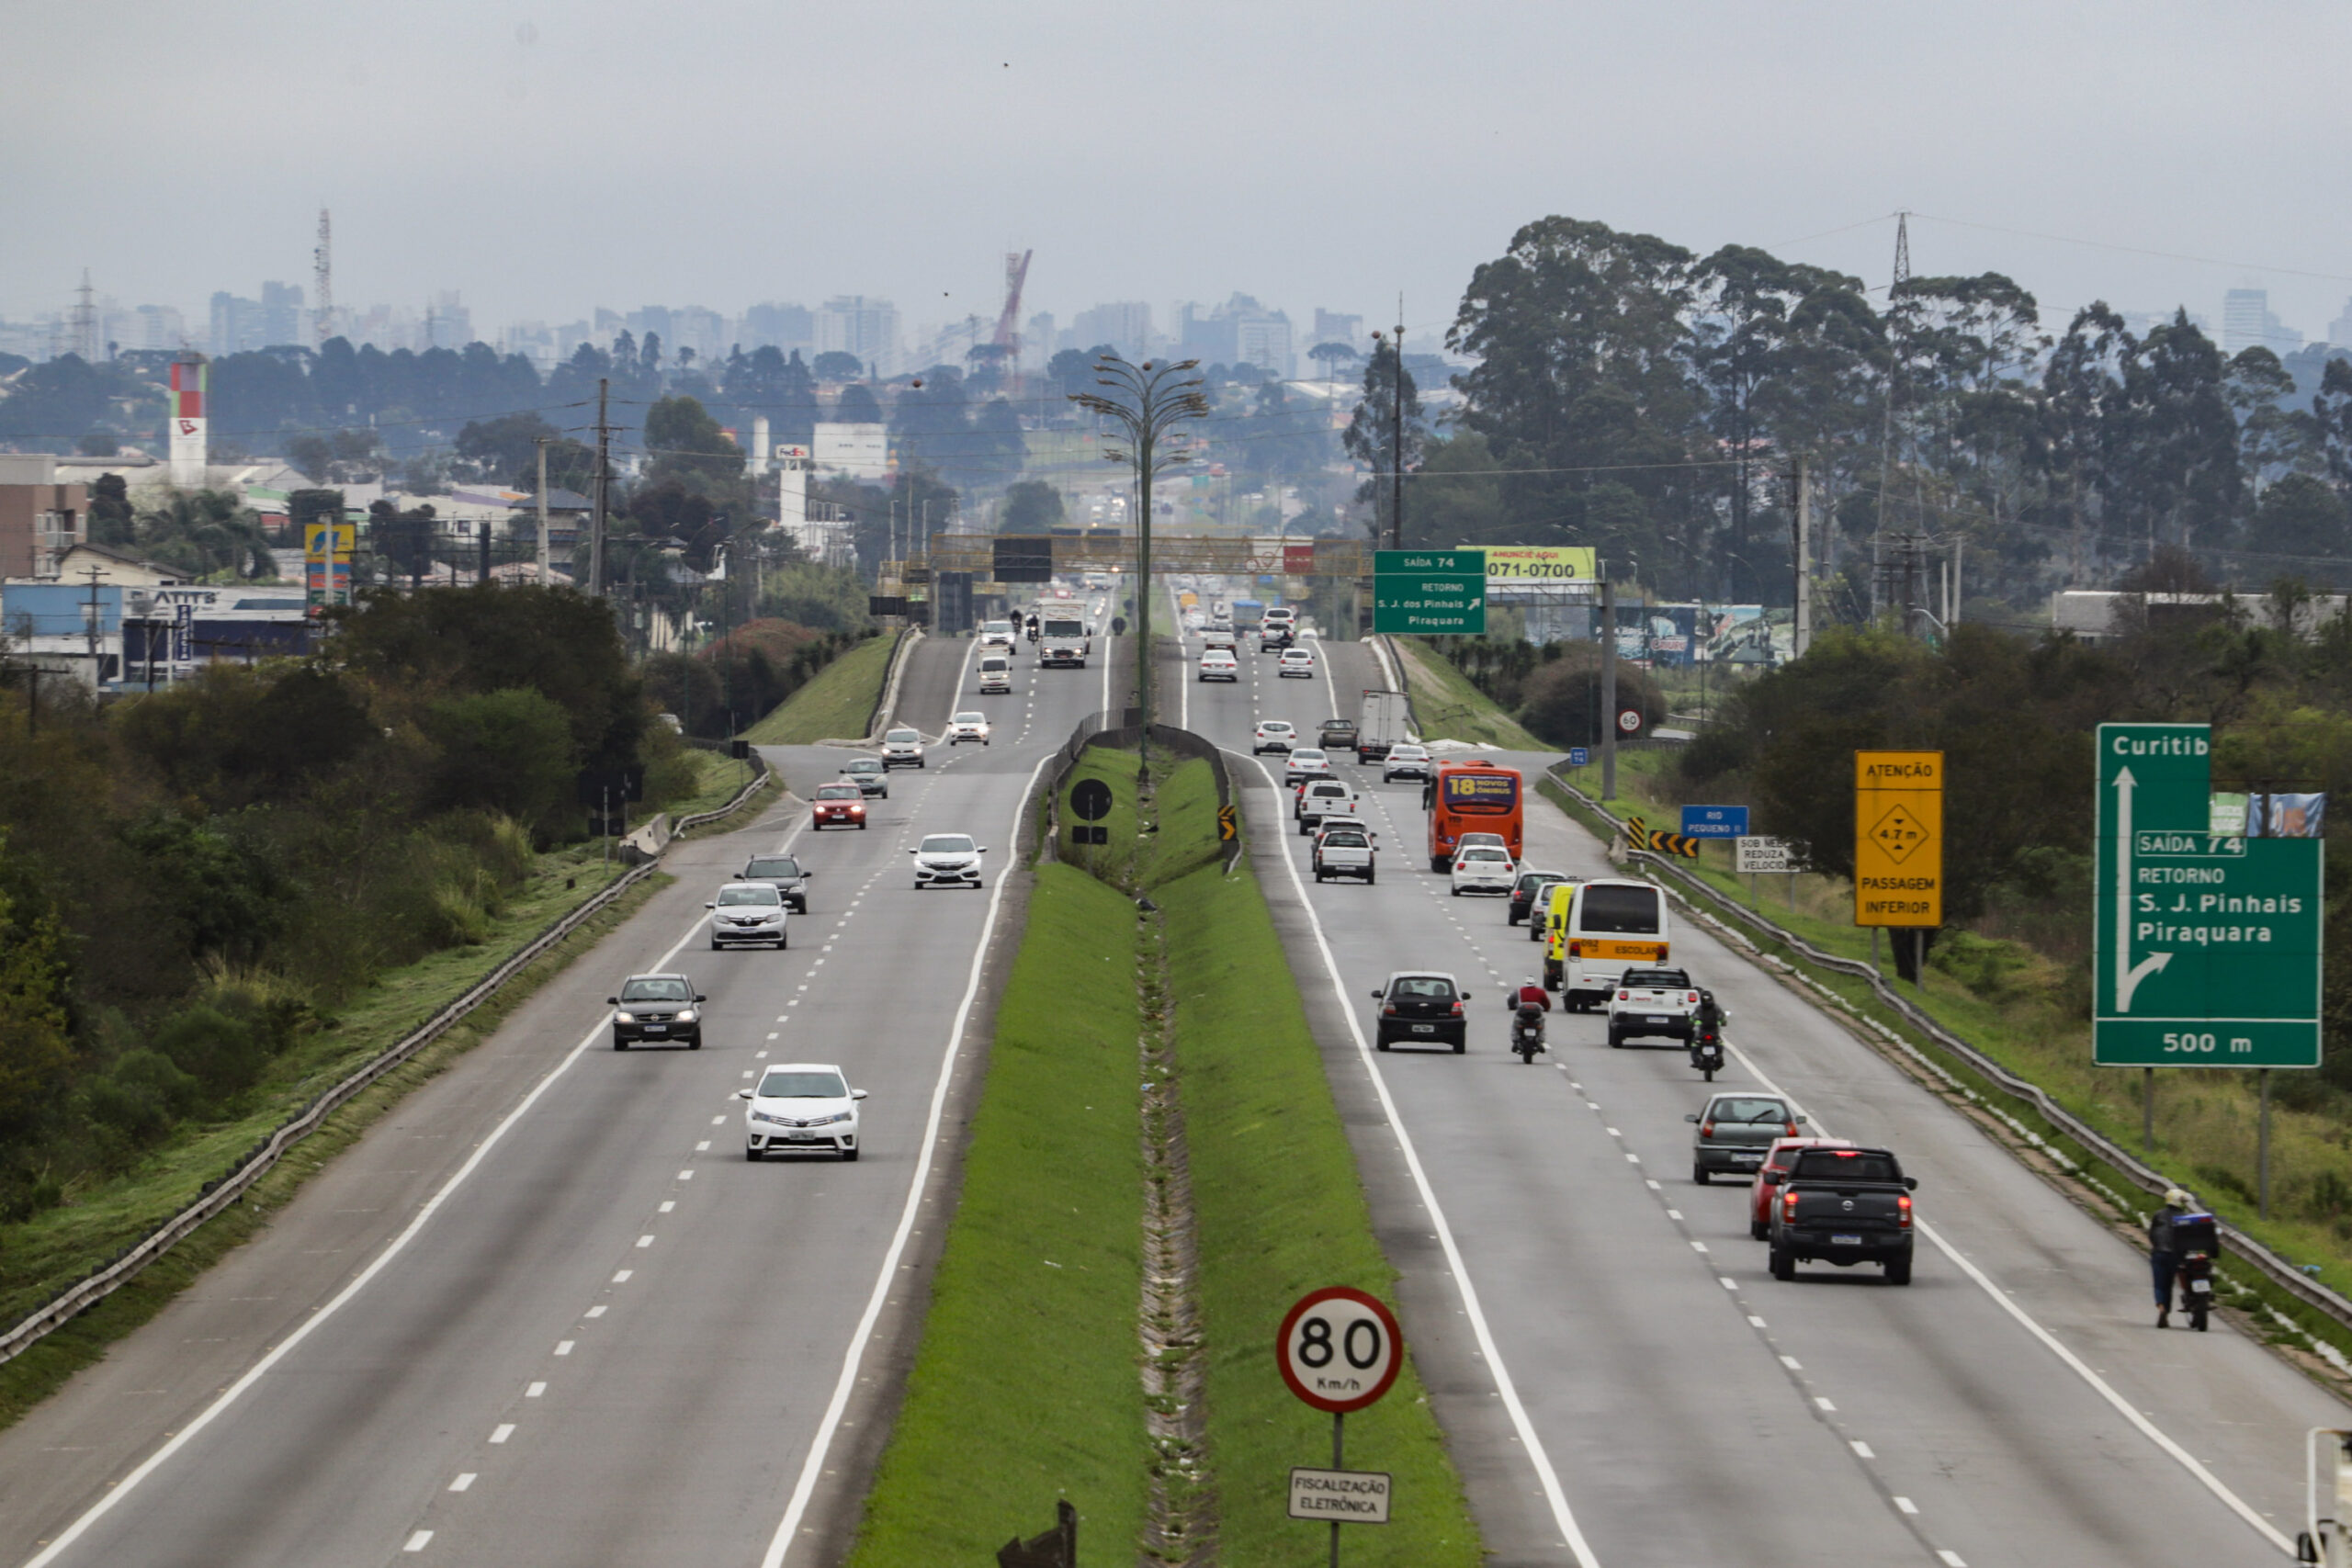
[1295,778,1360,835]
[1605,966,1702,1048]
[1312,824,1376,884]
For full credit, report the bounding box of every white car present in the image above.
[706,881,789,949]
[1262,606,1297,632]
[881,727,925,769]
[1198,649,1239,682]
[740,1062,865,1161]
[1295,777,1355,833]
[1383,743,1431,782]
[1450,844,1517,897]
[947,711,992,746]
[1312,824,1377,884]
[1606,966,1702,1047]
[1277,647,1317,679]
[910,832,989,889]
[978,619,1017,653]
[1283,748,1332,787]
[1457,831,1510,857]
[1252,720,1296,754]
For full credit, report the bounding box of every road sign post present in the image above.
[1681,805,1749,840]
[1278,1287,1403,1568]
[1068,777,1113,847]
[1855,751,1942,990]
[1373,548,1485,636]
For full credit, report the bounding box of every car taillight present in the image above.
[1701,1122,1714,1138]
[1567,942,1583,957]
[1617,990,1629,1001]
[1449,1000,1464,1015]
[1382,1005,1396,1016]
[1783,1188,1801,1222]
[1687,993,1699,1005]
[1896,1193,1913,1228]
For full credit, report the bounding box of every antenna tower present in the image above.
[313,209,334,345]
[72,270,98,361]
[993,249,1033,354]
[1871,211,1915,620]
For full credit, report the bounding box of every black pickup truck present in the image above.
[1765,1145,1917,1285]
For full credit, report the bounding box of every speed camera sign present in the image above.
[1277,1287,1402,1414]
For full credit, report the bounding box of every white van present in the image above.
[978,654,1012,694]
[1543,878,1672,1010]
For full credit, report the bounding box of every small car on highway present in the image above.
[1687,1091,1806,1183]
[1252,719,1295,753]
[738,852,811,912]
[739,1062,866,1161]
[707,882,789,949]
[1283,748,1332,786]
[608,974,704,1050]
[1318,716,1359,750]
[1607,966,1702,1047]
[978,654,1012,694]
[1509,870,1567,927]
[910,832,988,889]
[1295,778,1357,834]
[1747,1136,1856,1238]
[1449,844,1516,897]
[978,619,1017,653]
[881,728,925,769]
[812,781,867,829]
[947,710,992,746]
[1382,743,1430,782]
[842,757,888,797]
[1371,971,1471,1052]
[1277,646,1317,679]
[1313,824,1376,884]
[1198,648,1239,682]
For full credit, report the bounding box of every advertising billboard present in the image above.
[1478,546,1597,587]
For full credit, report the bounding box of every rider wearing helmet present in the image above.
[2150,1188,2194,1327]
[1511,976,1552,1012]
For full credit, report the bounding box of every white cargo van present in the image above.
[978,653,1012,694]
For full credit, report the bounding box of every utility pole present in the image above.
[534,438,551,584]
[1793,455,1812,659]
[590,378,612,596]
[82,565,103,682]
[1391,313,1406,550]
[1600,572,1618,802]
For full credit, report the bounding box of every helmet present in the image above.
[2165,1188,2193,1207]
[1522,977,1537,989]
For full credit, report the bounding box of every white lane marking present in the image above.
[1781,1356,1802,1370]
[1937,1553,1967,1568]
[695,1141,710,1152]
[490,1424,514,1445]
[526,1382,545,1398]
[12,829,763,1568]
[1720,1036,2297,1555]
[636,1234,654,1247]
[611,1269,631,1283]
[1850,1440,1874,1459]
[712,1115,727,1125]
[1816,1397,1838,1411]
[1747,1316,1767,1328]
[1894,1496,1918,1515]
[759,750,1057,1568]
[584,1305,605,1318]
[677,1169,694,1180]
[553,1341,573,1357]
[657,1201,675,1213]
[404,1529,434,1552]
[448,1473,475,1493]
[1237,752,1600,1568]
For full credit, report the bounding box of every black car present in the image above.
[739,852,812,912]
[842,757,889,797]
[1371,971,1471,1053]
[1508,870,1567,927]
[1318,717,1360,750]
[608,973,706,1050]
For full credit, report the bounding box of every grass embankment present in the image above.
[663,748,774,829]
[850,751,1479,1566]
[1535,769,2352,1375]
[742,634,897,745]
[0,852,674,1430]
[1391,637,1546,750]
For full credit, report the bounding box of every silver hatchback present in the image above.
[1687,1092,1805,1184]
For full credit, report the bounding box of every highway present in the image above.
[1175,608,2349,1568]
[0,623,1125,1568]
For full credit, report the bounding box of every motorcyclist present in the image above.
[1690,987,1724,1045]
[2149,1188,2194,1327]
[1509,976,1552,1013]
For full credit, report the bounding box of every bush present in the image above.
[153,1007,266,1099]
[85,1049,200,1139]
[1517,644,1664,748]
[421,688,578,840]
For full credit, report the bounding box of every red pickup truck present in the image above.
[1765,1145,1917,1285]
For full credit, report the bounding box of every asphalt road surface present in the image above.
[0,624,1125,1568]
[1176,609,2347,1568]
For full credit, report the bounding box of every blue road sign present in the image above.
[1567,747,1590,768]
[1681,805,1750,840]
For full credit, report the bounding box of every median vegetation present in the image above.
[741,632,898,745]
[849,750,1479,1566]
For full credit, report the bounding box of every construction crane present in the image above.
[992,249,1032,354]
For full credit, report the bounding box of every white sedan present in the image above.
[1277,646,1317,679]
[706,882,789,948]
[739,1062,866,1161]
[1450,844,1516,897]
[1198,649,1239,682]
[1252,720,1296,754]
[910,833,989,889]
[1283,748,1333,786]
[946,711,992,745]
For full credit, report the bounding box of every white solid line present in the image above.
[1237,752,1601,1568]
[448,1473,475,1493]
[403,1529,434,1552]
[489,1424,514,1444]
[759,750,1057,1568]
[1719,1035,2296,1555]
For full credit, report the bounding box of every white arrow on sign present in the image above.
[2112,765,2172,1011]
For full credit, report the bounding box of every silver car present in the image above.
[1687,1092,1806,1184]
[706,882,788,949]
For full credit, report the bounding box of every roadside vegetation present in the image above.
[850,751,1479,1567]
[741,632,898,745]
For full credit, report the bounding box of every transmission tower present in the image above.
[71,270,98,361]
[313,209,334,345]
[1871,211,1914,620]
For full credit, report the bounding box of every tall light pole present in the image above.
[1071,355,1209,784]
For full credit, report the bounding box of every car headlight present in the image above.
[752,1109,785,1125]
[614,1010,636,1023]
[821,1111,854,1125]
[675,1008,698,1023]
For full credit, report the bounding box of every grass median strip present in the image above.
[742,634,896,745]
[848,751,1480,1566]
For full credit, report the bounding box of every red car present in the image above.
[1748,1136,1855,1239]
[812,782,867,829]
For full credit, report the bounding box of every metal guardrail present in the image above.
[1544,763,2352,1338]
[0,753,776,1367]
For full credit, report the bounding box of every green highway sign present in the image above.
[2094,723,2324,1068]
[1373,575,1485,634]
[1374,548,1485,576]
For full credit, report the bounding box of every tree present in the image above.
[457,412,563,482]
[0,852,75,1133]
[644,394,746,500]
[87,472,135,546]
[1307,341,1362,383]
[833,382,885,425]
[812,351,863,380]
[133,490,278,581]
[422,688,578,839]
[1001,479,1065,533]
[1342,335,1424,543]
[2245,473,2351,568]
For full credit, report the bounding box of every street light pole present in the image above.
[1070,355,1209,787]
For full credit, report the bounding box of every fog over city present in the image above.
[7,0,2352,340]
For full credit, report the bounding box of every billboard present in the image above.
[1478,546,1597,587]
[812,423,889,481]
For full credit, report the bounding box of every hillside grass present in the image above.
[1393,637,1547,750]
[742,634,896,745]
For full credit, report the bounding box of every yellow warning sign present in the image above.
[1854,750,1942,928]
[1217,805,1238,842]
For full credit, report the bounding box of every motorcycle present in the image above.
[1510,1003,1547,1064]
[2175,1210,2219,1331]
[1689,989,1726,1080]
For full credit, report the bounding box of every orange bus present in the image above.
[1428,759,1523,872]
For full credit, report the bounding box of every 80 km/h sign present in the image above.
[1277,1287,1402,1414]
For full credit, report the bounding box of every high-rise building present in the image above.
[1177,295,1294,378]
[1023,312,1055,369]
[816,296,900,377]
[260,280,306,347]
[2223,288,2301,355]
[135,304,187,351]
[673,306,727,367]
[1312,310,1364,351]
[741,302,815,354]
[425,291,472,350]
[209,292,264,355]
[2328,299,2352,350]
[1070,301,1153,361]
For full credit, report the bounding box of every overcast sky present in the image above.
[9,0,2352,352]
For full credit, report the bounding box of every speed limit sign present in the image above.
[1277,1287,1402,1413]
[1617,708,1643,734]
